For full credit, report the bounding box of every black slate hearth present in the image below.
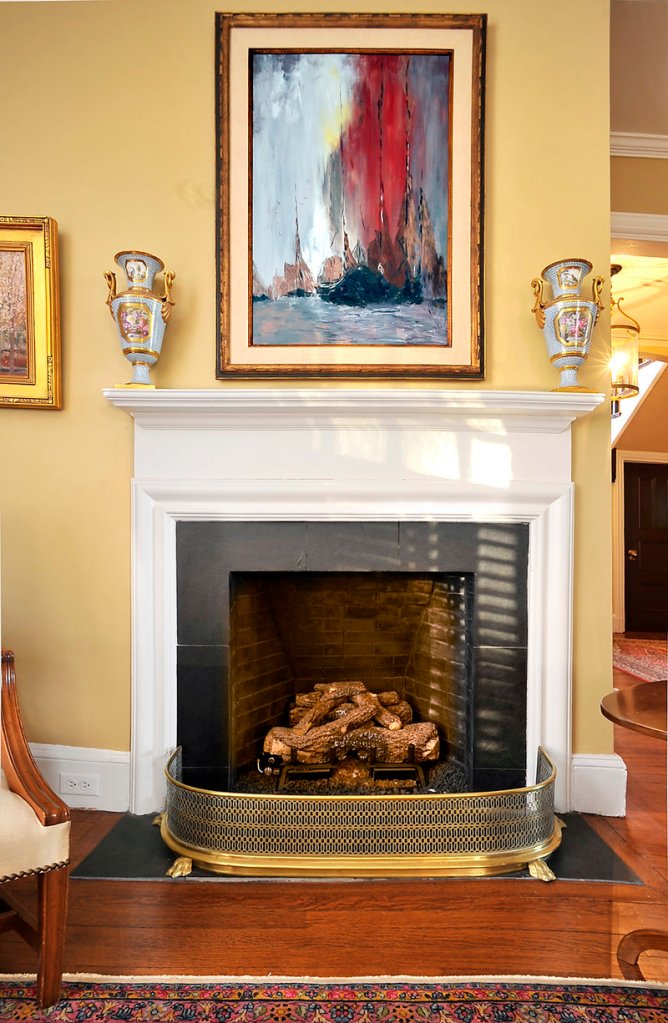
[71,813,641,885]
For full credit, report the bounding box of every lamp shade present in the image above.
[610,315,639,398]
[609,266,640,400]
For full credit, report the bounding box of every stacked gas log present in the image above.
[262,681,440,765]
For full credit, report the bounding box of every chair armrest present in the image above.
[1,651,70,827]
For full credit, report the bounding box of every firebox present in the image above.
[230,571,473,794]
[176,520,529,796]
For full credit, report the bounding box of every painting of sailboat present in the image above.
[251,51,451,347]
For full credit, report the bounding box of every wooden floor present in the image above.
[1,666,666,982]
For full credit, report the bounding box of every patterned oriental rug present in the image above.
[613,637,667,682]
[1,977,667,1023]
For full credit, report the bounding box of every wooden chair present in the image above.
[0,651,71,1007]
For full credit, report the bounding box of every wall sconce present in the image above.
[610,263,640,403]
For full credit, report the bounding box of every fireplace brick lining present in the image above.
[230,572,472,778]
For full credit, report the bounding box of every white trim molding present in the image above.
[611,131,668,160]
[30,743,130,812]
[611,211,668,243]
[105,387,602,435]
[571,754,627,817]
[103,388,605,817]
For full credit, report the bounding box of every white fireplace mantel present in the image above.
[103,387,609,816]
[104,387,601,433]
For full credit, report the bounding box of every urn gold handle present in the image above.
[530,278,546,329]
[104,271,117,317]
[161,270,176,324]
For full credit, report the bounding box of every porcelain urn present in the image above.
[104,250,175,387]
[531,258,604,392]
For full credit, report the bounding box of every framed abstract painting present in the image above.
[0,216,61,408]
[216,12,485,379]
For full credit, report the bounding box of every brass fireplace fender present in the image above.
[160,747,562,880]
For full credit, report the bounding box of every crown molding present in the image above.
[611,131,668,159]
[611,211,668,242]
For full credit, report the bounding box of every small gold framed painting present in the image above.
[0,216,61,409]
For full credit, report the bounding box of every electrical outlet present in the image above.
[59,772,100,797]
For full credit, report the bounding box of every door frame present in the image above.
[612,449,668,632]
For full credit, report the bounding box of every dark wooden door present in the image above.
[624,461,668,632]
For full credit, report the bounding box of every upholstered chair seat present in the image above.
[0,771,70,882]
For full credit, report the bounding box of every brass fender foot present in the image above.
[167,856,193,878]
[528,858,556,882]
[152,813,165,827]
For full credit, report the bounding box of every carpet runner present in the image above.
[0,977,667,1022]
[613,637,667,682]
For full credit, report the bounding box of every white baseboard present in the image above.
[30,743,131,812]
[570,753,627,817]
[27,744,628,818]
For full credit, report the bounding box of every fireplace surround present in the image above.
[103,387,605,817]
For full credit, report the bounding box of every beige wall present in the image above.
[0,0,613,757]
[611,0,668,135]
[612,157,668,216]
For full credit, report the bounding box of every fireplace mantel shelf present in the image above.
[103,387,604,434]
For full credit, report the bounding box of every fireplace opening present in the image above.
[229,571,473,795]
[176,520,530,797]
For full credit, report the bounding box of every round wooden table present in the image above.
[601,677,667,980]
[601,679,667,742]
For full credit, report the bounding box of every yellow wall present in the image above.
[0,0,613,757]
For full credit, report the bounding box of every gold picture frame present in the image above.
[0,216,61,409]
[216,12,486,379]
